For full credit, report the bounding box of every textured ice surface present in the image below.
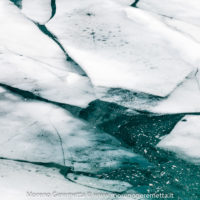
[67,173,132,192]
[162,17,200,44]
[158,115,200,163]
[10,0,200,113]
[0,159,123,200]
[0,47,95,107]
[137,0,200,26]
[46,0,194,97]
[0,0,64,67]
[2,0,200,199]
[151,71,200,113]
[0,88,150,174]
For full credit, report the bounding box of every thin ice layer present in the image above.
[0,159,122,200]
[0,88,150,174]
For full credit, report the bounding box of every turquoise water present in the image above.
[80,100,200,199]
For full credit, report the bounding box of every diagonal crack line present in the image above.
[35,23,65,54]
[163,19,200,44]
[131,0,140,8]
[163,69,197,100]
[1,82,200,118]
[0,157,123,194]
[7,48,69,81]
[0,83,82,116]
[35,23,89,77]
[0,121,38,146]
[9,0,90,77]
[0,156,71,173]
[49,120,66,166]
[195,69,200,91]
[0,157,92,179]
[66,174,125,195]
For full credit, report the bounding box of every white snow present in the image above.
[157,115,200,164]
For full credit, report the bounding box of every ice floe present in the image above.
[0,47,95,107]
[22,0,52,24]
[1,0,200,198]
[46,0,194,97]
[7,0,200,114]
[151,71,200,113]
[157,115,200,164]
[0,0,68,71]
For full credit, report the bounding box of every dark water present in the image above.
[131,0,140,8]
[80,100,200,199]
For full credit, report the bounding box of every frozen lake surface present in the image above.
[1,0,200,199]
